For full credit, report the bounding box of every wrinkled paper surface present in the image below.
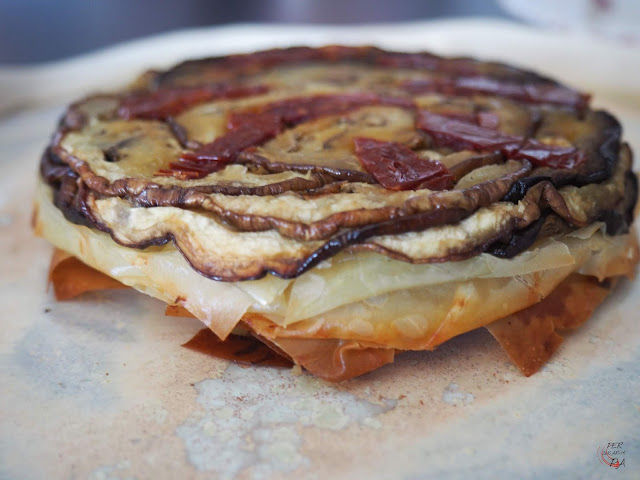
[1,19,639,480]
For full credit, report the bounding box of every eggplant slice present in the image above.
[41,45,636,282]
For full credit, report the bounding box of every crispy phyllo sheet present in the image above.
[486,275,615,376]
[48,248,129,300]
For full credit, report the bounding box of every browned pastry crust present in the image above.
[44,248,636,381]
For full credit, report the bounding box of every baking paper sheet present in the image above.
[1,19,638,480]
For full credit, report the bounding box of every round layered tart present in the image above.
[35,46,638,380]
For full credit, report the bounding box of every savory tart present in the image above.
[34,46,638,380]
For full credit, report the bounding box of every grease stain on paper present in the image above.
[176,363,396,479]
[88,460,135,480]
[442,382,475,406]
[12,323,119,405]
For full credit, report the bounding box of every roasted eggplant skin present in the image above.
[41,46,636,281]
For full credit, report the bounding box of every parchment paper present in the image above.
[1,19,638,480]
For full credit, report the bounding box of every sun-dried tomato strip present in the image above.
[354,137,453,191]
[512,138,585,170]
[228,93,413,129]
[402,76,589,109]
[418,111,583,170]
[166,94,416,178]
[476,111,501,129]
[418,110,520,152]
[456,76,589,109]
[118,84,269,120]
[180,112,282,166]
